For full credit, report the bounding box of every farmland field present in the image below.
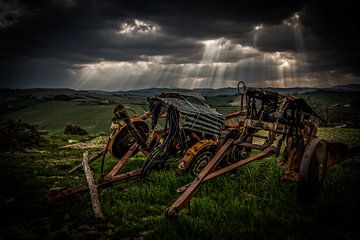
[4,101,149,135]
[1,97,360,239]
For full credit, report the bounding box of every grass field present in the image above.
[3,100,243,135]
[1,98,360,239]
[4,101,149,135]
[1,129,359,239]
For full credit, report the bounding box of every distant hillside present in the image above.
[1,84,359,103]
[1,86,360,133]
[330,84,360,91]
[0,88,147,105]
[114,86,319,97]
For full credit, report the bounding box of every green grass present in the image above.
[1,127,360,239]
[301,90,360,106]
[207,95,237,106]
[2,100,242,135]
[4,101,148,135]
[317,127,360,146]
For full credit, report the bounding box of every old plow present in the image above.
[47,82,360,219]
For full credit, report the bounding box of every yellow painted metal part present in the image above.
[107,117,146,156]
[177,139,217,175]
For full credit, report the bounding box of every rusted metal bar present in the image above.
[325,142,360,168]
[47,169,141,205]
[68,151,104,174]
[224,110,247,120]
[140,148,149,156]
[299,138,322,181]
[176,146,277,193]
[140,111,167,120]
[166,139,233,218]
[107,143,139,177]
[114,104,148,149]
[100,136,113,175]
[243,119,290,134]
[82,151,104,219]
[237,142,268,150]
[204,146,277,180]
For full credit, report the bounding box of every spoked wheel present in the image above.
[176,139,217,175]
[217,128,249,166]
[109,120,149,159]
[189,144,217,175]
[298,138,328,201]
[226,145,251,164]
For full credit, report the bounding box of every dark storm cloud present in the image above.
[0,0,27,28]
[302,2,360,75]
[0,0,358,89]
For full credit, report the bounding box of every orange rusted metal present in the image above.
[107,142,139,177]
[47,169,142,205]
[176,139,217,175]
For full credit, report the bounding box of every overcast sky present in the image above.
[0,0,359,90]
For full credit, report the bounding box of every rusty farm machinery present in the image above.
[47,81,360,219]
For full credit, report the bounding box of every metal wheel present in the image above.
[297,138,328,201]
[109,121,149,159]
[177,139,217,175]
[190,145,216,175]
[217,128,250,165]
[227,145,251,164]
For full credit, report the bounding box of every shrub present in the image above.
[64,123,88,135]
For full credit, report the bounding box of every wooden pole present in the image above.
[68,151,104,174]
[107,143,138,177]
[166,139,233,218]
[82,151,104,219]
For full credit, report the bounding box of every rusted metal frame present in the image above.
[251,134,269,139]
[140,148,149,156]
[325,142,360,168]
[124,118,148,149]
[237,142,267,150]
[140,111,168,120]
[47,169,142,205]
[185,115,223,132]
[202,145,277,179]
[176,139,217,175]
[166,139,234,217]
[224,110,247,120]
[304,122,317,145]
[280,128,304,181]
[176,145,277,193]
[114,105,148,149]
[82,151,104,219]
[63,133,149,206]
[244,119,290,134]
[107,142,139,177]
[107,143,148,178]
[179,108,224,126]
[272,133,285,159]
[299,138,321,180]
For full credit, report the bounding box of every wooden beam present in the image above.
[107,143,138,177]
[166,139,233,218]
[82,151,104,219]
